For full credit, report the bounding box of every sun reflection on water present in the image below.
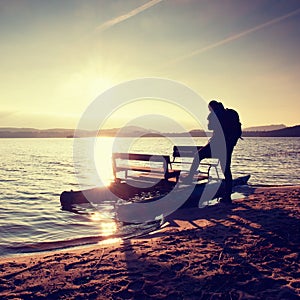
[94,137,115,186]
[94,136,142,186]
[90,212,118,237]
[100,221,117,236]
[90,212,104,222]
[98,238,122,246]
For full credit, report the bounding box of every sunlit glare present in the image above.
[100,220,118,236]
[94,137,115,186]
[98,238,122,246]
[90,212,117,236]
[90,212,104,222]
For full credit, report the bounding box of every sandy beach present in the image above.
[0,185,299,300]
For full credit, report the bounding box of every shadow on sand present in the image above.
[1,186,299,299]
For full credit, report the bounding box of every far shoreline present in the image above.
[0,124,299,138]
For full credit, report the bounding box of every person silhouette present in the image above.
[183,100,241,204]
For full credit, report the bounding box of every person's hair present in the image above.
[208,100,224,111]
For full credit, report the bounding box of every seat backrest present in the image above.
[113,153,171,164]
[172,146,203,161]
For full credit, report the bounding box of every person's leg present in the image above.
[220,144,233,203]
[183,144,211,182]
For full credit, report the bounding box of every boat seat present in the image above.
[112,153,181,183]
[171,145,220,181]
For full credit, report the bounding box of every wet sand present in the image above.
[0,186,299,299]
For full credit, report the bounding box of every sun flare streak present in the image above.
[96,0,164,32]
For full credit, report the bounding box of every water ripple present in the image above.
[0,137,299,256]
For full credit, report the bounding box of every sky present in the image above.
[1,0,300,131]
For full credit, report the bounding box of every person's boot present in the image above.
[219,194,232,204]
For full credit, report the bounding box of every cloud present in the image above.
[96,0,163,32]
[162,7,300,69]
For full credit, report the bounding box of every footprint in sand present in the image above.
[128,280,144,292]
[72,276,91,285]
[171,262,186,272]
[114,289,133,299]
[158,253,173,262]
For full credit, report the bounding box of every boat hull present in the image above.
[60,180,178,209]
[60,175,250,217]
[116,175,250,223]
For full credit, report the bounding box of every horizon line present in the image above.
[0,124,298,132]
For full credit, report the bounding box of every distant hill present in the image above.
[0,127,40,132]
[0,125,299,138]
[242,125,300,137]
[0,126,157,138]
[110,126,159,137]
[243,124,286,132]
[0,128,76,138]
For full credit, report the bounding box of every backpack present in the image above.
[223,108,242,144]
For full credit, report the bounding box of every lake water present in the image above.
[1,137,299,257]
